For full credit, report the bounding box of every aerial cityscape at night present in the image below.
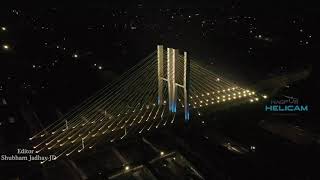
[0,3,318,180]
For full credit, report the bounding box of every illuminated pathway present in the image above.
[29,45,267,164]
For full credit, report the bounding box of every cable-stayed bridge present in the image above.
[29,45,266,164]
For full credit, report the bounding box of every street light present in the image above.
[125,165,130,171]
[2,44,9,50]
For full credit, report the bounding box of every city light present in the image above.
[1,27,6,31]
[125,165,130,171]
[2,44,9,50]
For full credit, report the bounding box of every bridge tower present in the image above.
[157,45,190,123]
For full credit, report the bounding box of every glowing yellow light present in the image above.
[222,95,225,98]
[3,44,9,50]
[206,93,210,95]
[227,88,231,91]
[216,78,220,81]
[255,98,259,101]
[200,101,203,103]
[125,166,130,171]
[263,95,267,99]
[252,92,255,95]
[1,27,6,31]
[201,94,204,97]
[160,151,164,156]
[250,99,254,102]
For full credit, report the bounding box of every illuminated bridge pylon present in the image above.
[157,45,190,123]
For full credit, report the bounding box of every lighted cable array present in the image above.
[186,56,263,109]
[29,45,266,164]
